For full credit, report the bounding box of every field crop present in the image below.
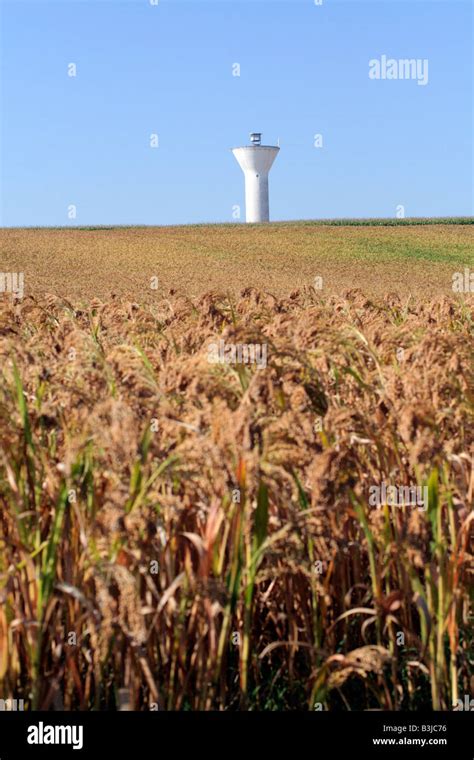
[0,221,473,301]
[0,283,472,711]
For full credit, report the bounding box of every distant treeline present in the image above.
[282,217,474,227]
[5,217,474,231]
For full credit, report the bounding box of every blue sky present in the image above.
[1,0,472,226]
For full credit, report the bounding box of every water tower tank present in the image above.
[232,133,279,223]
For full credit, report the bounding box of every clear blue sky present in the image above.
[1,0,472,226]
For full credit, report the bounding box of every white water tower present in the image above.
[232,133,279,223]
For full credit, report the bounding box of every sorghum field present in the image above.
[1,220,473,300]
[0,222,473,711]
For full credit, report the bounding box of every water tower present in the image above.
[232,133,279,223]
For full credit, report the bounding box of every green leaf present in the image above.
[12,362,34,449]
[291,469,309,511]
[427,468,439,538]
